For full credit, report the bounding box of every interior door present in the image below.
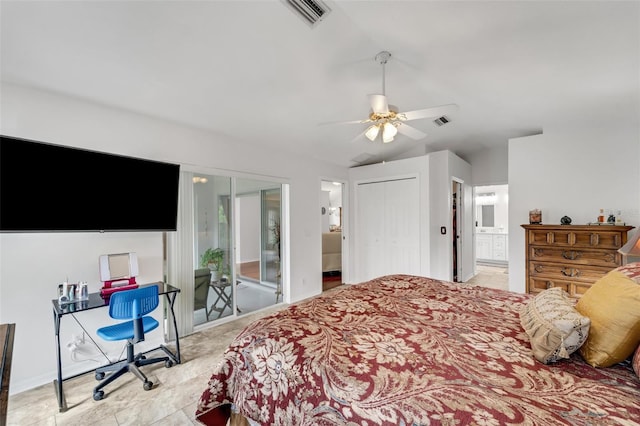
[452,180,463,282]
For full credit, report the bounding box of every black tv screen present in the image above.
[0,135,180,232]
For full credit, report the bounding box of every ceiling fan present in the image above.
[338,51,459,144]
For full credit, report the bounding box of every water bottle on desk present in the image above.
[80,282,89,300]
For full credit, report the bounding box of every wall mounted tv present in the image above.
[0,135,181,233]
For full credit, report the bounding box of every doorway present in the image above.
[321,180,344,291]
[452,180,463,282]
[473,184,509,280]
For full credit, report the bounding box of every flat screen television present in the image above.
[0,135,181,232]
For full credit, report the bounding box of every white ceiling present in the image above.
[2,1,638,168]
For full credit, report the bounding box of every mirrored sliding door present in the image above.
[193,174,233,326]
[235,179,282,315]
[191,173,283,327]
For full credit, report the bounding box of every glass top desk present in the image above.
[51,282,181,412]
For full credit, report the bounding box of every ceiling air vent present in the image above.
[282,0,331,27]
[433,116,450,127]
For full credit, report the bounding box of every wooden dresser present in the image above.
[522,224,634,298]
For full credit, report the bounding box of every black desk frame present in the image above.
[52,282,181,412]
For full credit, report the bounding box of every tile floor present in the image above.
[465,263,509,291]
[193,279,279,327]
[6,304,285,426]
[6,265,508,425]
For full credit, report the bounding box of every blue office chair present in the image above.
[93,286,173,401]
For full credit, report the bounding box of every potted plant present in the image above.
[200,247,225,281]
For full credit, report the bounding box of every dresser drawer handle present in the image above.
[534,265,544,273]
[546,281,554,289]
[562,250,581,260]
[604,253,616,263]
[561,267,580,277]
[590,233,600,246]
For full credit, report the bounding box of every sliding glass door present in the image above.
[191,173,283,327]
[261,188,281,286]
[235,179,282,315]
[193,174,233,326]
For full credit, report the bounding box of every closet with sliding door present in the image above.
[355,176,420,282]
[348,150,472,284]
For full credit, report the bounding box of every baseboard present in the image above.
[476,260,508,267]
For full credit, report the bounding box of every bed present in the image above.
[195,273,640,425]
[322,232,342,273]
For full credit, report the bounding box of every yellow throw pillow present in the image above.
[575,270,640,367]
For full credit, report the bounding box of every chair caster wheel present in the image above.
[93,390,104,401]
[95,372,105,380]
[165,360,174,368]
[143,381,153,391]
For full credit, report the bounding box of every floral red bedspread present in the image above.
[195,274,640,425]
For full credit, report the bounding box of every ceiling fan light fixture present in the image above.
[329,50,458,145]
[382,122,397,143]
[365,124,380,141]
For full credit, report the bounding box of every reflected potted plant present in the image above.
[270,219,280,259]
[200,248,224,281]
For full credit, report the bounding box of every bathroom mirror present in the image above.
[481,205,495,227]
[476,192,496,228]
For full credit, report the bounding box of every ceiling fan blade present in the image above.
[399,104,459,121]
[368,94,389,114]
[396,122,427,140]
[318,118,371,126]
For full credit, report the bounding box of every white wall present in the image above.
[508,129,640,294]
[467,144,509,186]
[428,151,473,281]
[320,191,330,233]
[0,83,348,394]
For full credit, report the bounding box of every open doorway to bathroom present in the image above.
[472,184,509,291]
[321,180,344,292]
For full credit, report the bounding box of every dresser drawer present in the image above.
[529,246,621,267]
[572,231,624,249]
[527,229,625,249]
[529,261,611,282]
[528,277,593,298]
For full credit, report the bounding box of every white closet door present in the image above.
[356,177,419,282]
[385,178,420,275]
[356,182,385,281]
